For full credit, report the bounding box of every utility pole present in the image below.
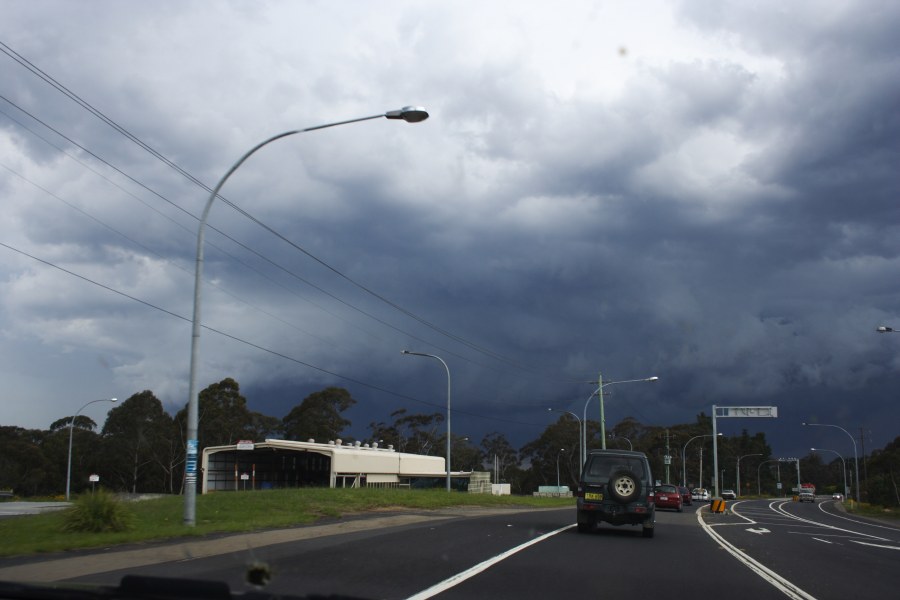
[665,429,671,483]
[859,427,868,501]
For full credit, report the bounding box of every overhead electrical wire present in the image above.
[0,240,546,428]
[0,40,583,385]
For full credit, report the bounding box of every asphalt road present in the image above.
[2,499,898,599]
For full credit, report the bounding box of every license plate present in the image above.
[658,496,668,501]
[585,492,603,501]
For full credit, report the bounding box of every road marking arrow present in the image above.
[746,527,771,535]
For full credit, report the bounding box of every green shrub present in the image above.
[62,489,134,533]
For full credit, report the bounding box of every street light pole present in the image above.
[66,397,116,500]
[402,350,451,492]
[802,422,860,503]
[682,433,721,487]
[183,107,428,526]
[548,408,582,471]
[556,448,566,490]
[608,434,632,450]
[584,374,658,453]
[757,459,780,496]
[811,447,848,499]
[736,453,762,497]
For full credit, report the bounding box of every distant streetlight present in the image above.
[756,459,781,496]
[556,448,566,490]
[402,350,451,492]
[736,453,762,497]
[802,422,860,503]
[582,374,658,461]
[682,433,722,487]
[811,447,848,499]
[608,433,632,450]
[778,457,802,498]
[66,397,117,500]
[548,408,582,470]
[876,326,896,333]
[182,106,428,527]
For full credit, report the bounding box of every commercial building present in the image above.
[201,438,472,493]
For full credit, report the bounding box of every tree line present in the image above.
[1,378,897,507]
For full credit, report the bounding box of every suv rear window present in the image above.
[582,455,646,484]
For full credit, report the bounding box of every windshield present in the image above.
[582,456,647,484]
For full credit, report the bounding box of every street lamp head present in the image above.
[647,376,659,382]
[385,106,429,122]
[111,398,118,403]
[876,326,894,333]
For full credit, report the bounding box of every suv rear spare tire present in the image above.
[608,470,641,503]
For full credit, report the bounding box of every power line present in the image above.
[0,240,545,429]
[0,40,579,384]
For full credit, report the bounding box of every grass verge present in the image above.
[0,489,573,557]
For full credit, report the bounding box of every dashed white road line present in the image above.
[406,524,574,600]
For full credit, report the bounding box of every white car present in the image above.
[691,488,710,501]
[721,489,736,500]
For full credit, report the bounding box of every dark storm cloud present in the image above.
[0,1,897,459]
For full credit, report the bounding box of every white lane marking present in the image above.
[405,524,574,600]
[817,501,900,533]
[850,540,900,551]
[771,501,889,541]
[812,538,833,544]
[746,528,771,535]
[698,506,816,600]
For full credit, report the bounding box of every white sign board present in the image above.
[715,406,778,418]
[89,474,100,482]
[240,473,250,481]
[236,440,255,450]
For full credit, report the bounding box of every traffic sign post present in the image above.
[712,405,778,498]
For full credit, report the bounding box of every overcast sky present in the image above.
[1,0,898,461]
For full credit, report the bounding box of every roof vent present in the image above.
[355,441,362,447]
[372,442,379,449]
[335,439,342,446]
[329,440,336,445]
[307,439,315,443]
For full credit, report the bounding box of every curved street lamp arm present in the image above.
[184,107,428,526]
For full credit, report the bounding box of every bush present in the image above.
[62,489,134,533]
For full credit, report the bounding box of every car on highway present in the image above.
[832,493,843,500]
[799,490,816,503]
[576,449,656,537]
[678,485,693,505]
[692,488,710,502]
[721,489,736,500]
[654,484,683,511]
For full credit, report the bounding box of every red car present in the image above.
[654,484,683,512]
[678,485,693,506]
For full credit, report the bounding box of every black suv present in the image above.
[576,449,656,537]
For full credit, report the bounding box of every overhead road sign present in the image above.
[715,406,777,418]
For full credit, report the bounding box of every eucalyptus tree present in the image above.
[282,387,357,443]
